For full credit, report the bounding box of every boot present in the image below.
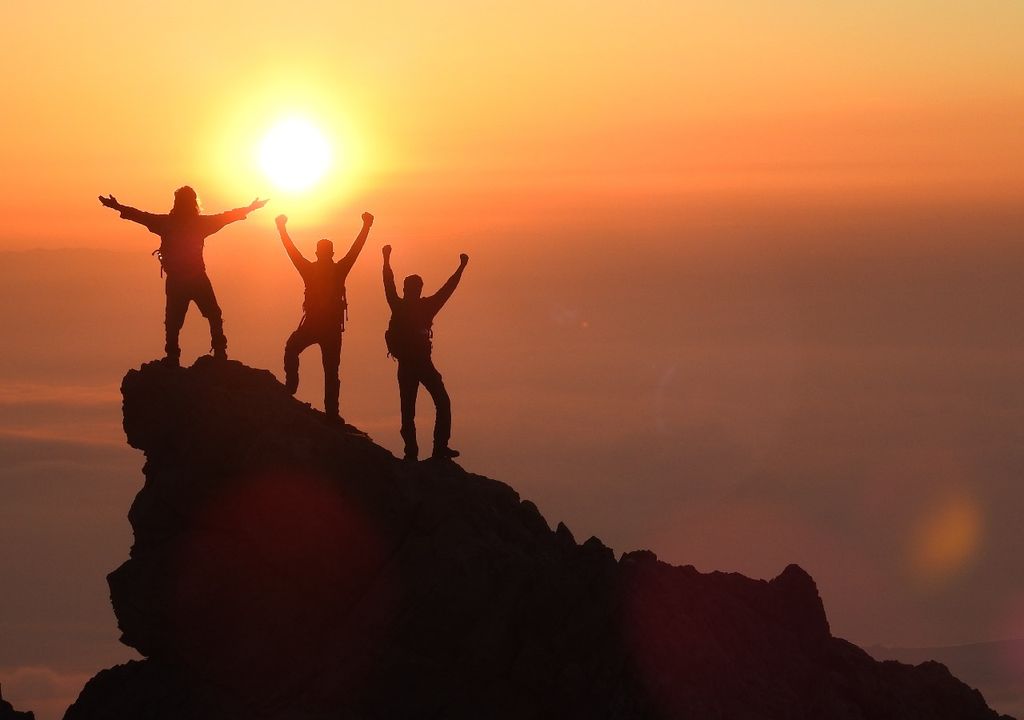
[431,445,460,460]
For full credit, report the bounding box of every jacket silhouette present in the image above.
[383,245,468,460]
[278,213,373,422]
[98,186,267,363]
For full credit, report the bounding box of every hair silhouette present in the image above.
[171,186,201,216]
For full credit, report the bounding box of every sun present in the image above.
[259,117,332,192]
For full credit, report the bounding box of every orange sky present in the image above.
[2,1,1022,246]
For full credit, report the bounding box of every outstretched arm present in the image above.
[98,194,160,230]
[275,215,308,272]
[382,245,400,308]
[209,197,269,232]
[428,253,469,311]
[337,212,374,274]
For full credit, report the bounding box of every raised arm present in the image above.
[337,212,374,274]
[275,215,308,272]
[382,245,400,308]
[98,194,160,230]
[428,253,469,312]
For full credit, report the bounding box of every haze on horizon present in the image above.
[2,2,1024,718]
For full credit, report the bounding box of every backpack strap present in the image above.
[151,247,166,278]
[340,286,348,332]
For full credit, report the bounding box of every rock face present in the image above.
[0,687,34,720]
[65,358,1010,720]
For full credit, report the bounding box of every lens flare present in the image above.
[909,490,982,583]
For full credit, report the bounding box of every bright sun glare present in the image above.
[259,117,332,192]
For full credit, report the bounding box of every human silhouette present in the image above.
[98,187,267,364]
[382,245,469,460]
[277,212,373,423]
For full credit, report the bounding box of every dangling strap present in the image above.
[340,287,348,333]
[151,247,166,278]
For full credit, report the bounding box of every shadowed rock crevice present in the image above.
[65,358,1011,719]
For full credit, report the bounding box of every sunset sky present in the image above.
[2,2,1024,718]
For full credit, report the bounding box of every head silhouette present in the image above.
[316,239,334,261]
[171,186,200,216]
[403,274,423,300]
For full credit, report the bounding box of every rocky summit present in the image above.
[64,358,1010,719]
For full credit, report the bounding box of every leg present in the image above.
[283,321,318,395]
[419,358,453,456]
[191,273,227,357]
[164,276,190,362]
[320,332,342,420]
[397,361,420,460]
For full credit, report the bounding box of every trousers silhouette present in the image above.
[398,355,451,459]
[284,320,342,418]
[165,272,226,358]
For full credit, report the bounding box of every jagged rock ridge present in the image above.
[0,687,34,720]
[65,358,1011,719]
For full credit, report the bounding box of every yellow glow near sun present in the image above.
[259,117,332,192]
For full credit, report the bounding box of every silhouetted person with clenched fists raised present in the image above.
[277,212,373,423]
[99,186,267,364]
[382,244,468,461]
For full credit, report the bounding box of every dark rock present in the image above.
[65,358,1013,719]
[0,686,33,720]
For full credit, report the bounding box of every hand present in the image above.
[382,245,392,258]
[459,253,469,266]
[275,214,287,228]
[98,194,119,210]
[249,197,269,211]
[362,212,374,226]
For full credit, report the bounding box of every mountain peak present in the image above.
[64,358,1010,719]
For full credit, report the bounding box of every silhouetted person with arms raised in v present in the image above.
[383,245,468,461]
[98,186,267,364]
[277,212,373,423]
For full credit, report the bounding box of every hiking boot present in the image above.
[431,446,460,460]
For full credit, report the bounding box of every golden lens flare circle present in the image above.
[259,118,332,192]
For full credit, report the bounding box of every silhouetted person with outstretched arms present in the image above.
[382,245,468,460]
[277,212,373,423]
[98,186,267,364]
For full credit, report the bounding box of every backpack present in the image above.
[385,313,431,360]
[301,272,348,331]
[384,324,400,360]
